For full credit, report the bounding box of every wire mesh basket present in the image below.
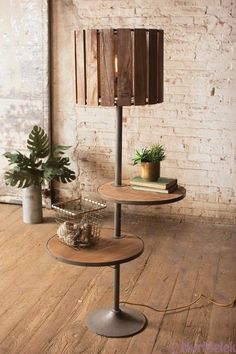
[52,197,106,248]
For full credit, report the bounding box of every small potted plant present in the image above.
[132,143,166,181]
[3,125,76,224]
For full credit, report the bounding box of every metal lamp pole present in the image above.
[113,105,123,312]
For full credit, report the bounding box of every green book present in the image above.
[131,184,178,194]
[130,176,177,190]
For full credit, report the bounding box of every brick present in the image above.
[171,16,194,25]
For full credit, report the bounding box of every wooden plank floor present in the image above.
[0,204,235,354]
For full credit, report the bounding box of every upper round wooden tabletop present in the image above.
[98,181,186,205]
[47,228,144,267]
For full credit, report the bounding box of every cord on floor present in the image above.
[120,294,236,313]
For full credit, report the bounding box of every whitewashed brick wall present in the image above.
[0,0,49,203]
[53,0,236,223]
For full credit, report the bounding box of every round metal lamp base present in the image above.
[86,307,147,338]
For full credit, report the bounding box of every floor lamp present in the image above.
[74,28,164,337]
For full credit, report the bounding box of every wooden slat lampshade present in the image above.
[74,28,164,106]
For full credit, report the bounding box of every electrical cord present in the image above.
[120,294,236,313]
[46,238,235,312]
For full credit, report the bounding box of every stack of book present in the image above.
[130,176,178,194]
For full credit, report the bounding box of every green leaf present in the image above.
[4,170,41,188]
[132,148,150,165]
[3,152,20,164]
[4,151,34,169]
[149,144,166,162]
[27,125,49,158]
[52,145,71,157]
[42,156,76,183]
[54,167,76,183]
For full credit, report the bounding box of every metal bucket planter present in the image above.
[141,162,160,181]
[22,185,43,224]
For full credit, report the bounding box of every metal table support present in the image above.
[86,106,147,337]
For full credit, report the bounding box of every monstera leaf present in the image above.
[4,170,42,188]
[4,151,41,170]
[55,167,76,183]
[4,152,22,165]
[43,156,76,183]
[52,145,71,157]
[27,126,49,158]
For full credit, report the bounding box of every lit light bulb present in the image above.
[115,55,118,74]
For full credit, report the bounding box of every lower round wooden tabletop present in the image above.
[47,227,144,267]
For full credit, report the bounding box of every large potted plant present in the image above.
[4,125,76,224]
[132,144,166,181]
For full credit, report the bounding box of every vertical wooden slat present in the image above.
[74,31,78,104]
[148,29,158,105]
[99,29,115,106]
[134,29,147,105]
[97,31,101,104]
[86,30,99,106]
[75,30,86,105]
[157,30,164,103]
[117,29,132,106]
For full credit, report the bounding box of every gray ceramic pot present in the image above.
[22,185,43,224]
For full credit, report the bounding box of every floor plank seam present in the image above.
[204,250,222,351]
[150,271,180,353]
